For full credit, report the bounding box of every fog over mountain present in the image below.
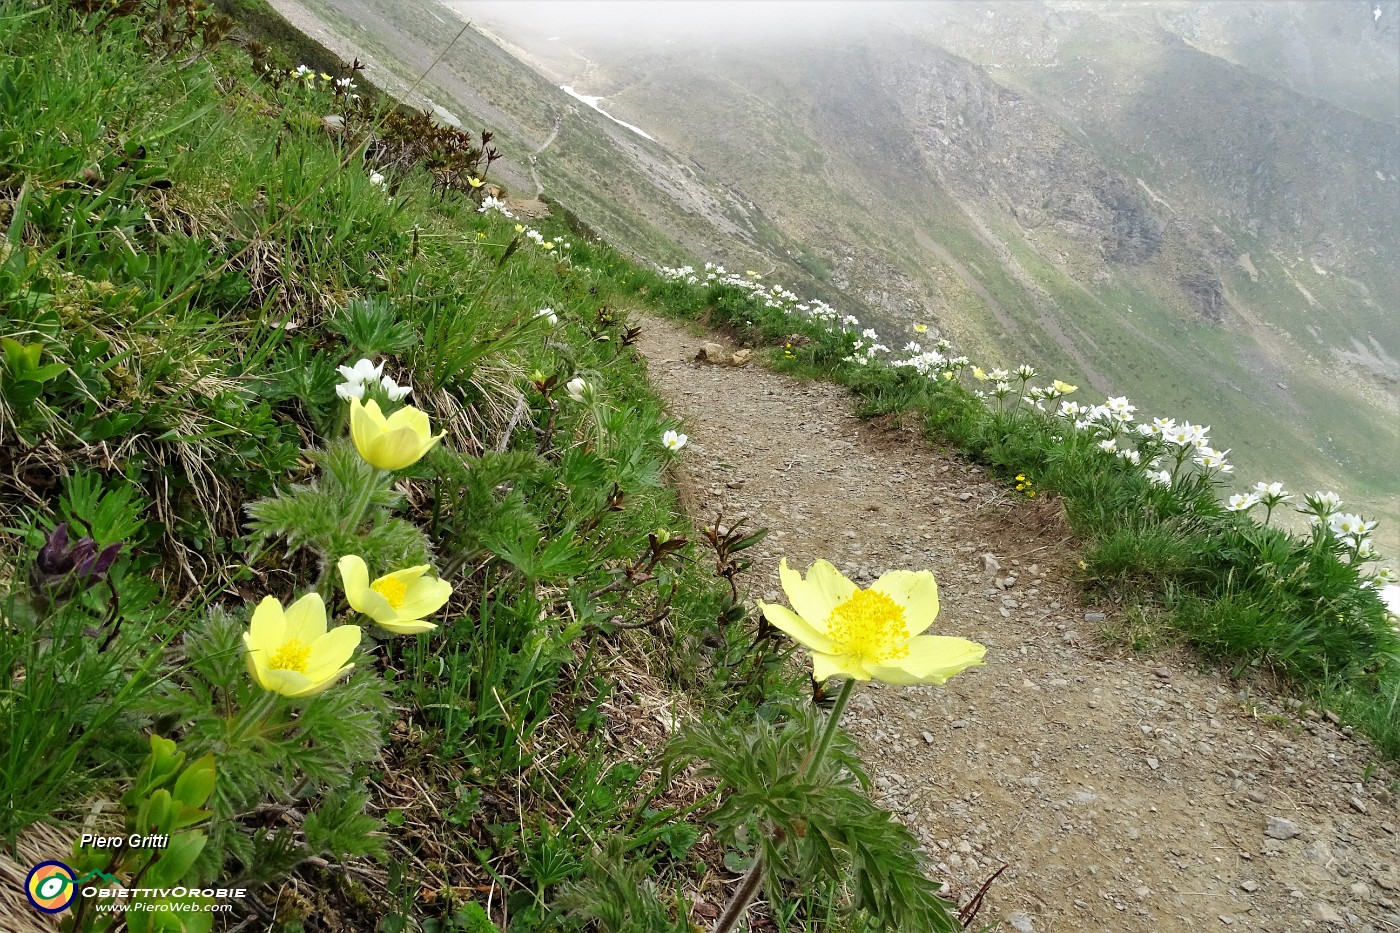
[271,0,1399,544]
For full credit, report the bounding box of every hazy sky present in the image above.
[450,0,904,45]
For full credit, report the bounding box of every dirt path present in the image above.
[635,314,1400,933]
[531,116,560,197]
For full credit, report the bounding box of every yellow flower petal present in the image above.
[259,667,316,696]
[393,576,453,621]
[304,624,362,682]
[373,618,438,635]
[780,559,856,635]
[867,569,939,637]
[338,555,371,605]
[757,601,836,654]
[812,650,872,682]
[281,592,328,645]
[248,595,287,648]
[867,635,985,685]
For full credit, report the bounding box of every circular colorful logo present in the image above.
[25,861,77,914]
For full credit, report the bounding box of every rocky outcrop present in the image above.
[1179,271,1228,323]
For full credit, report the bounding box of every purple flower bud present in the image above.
[29,522,124,601]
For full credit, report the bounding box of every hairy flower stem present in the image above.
[711,677,858,933]
[344,467,386,535]
[228,690,280,745]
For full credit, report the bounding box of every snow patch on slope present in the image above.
[560,85,654,140]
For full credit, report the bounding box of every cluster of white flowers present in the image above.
[478,195,513,218]
[335,358,411,402]
[657,263,844,333]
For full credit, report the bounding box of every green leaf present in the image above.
[1,336,40,372]
[142,789,174,835]
[172,754,216,809]
[145,831,207,886]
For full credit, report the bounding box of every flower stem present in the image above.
[804,676,857,777]
[711,677,858,933]
[228,690,280,745]
[344,466,385,535]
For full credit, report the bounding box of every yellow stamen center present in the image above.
[268,639,311,673]
[372,577,408,608]
[826,589,910,664]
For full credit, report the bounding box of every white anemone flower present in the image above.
[662,429,688,451]
[379,375,412,402]
[1329,513,1376,538]
[1227,492,1260,512]
[1147,469,1172,487]
[338,358,384,385]
[335,380,367,401]
[566,377,589,403]
[1098,439,1118,453]
[536,307,558,326]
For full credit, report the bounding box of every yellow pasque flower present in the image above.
[338,555,452,634]
[914,324,929,333]
[349,397,445,471]
[1052,380,1077,395]
[468,176,484,188]
[758,559,985,684]
[244,593,359,697]
[973,367,988,381]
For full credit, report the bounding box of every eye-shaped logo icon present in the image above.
[25,860,78,913]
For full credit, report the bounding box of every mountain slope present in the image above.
[269,0,1399,546]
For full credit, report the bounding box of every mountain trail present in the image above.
[530,115,561,197]
[635,313,1400,933]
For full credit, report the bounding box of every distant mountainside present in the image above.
[268,0,1399,546]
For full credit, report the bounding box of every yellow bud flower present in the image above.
[243,593,359,697]
[348,397,445,471]
[338,555,452,634]
[468,176,484,188]
[1052,380,1078,395]
[973,367,988,381]
[914,324,928,333]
